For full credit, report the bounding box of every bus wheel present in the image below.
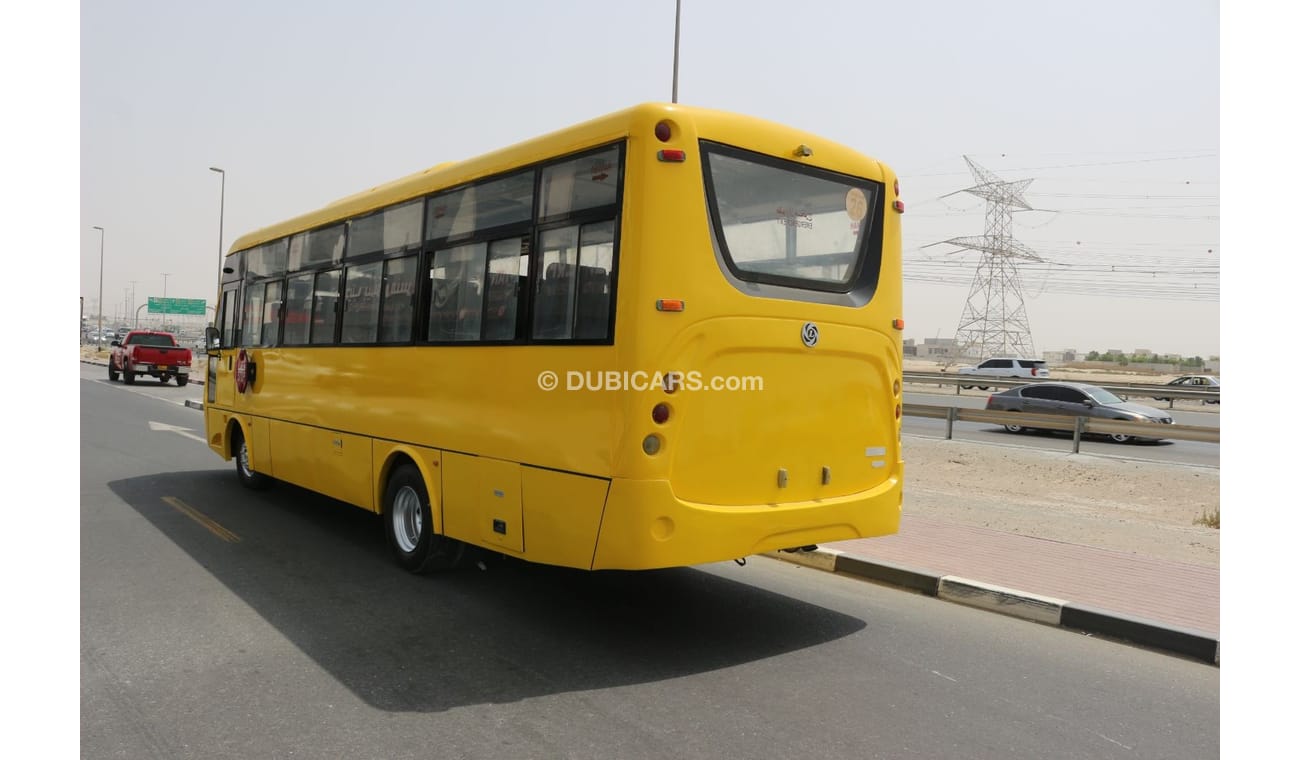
[232,426,272,490]
[383,463,465,573]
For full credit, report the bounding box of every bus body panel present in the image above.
[653,317,900,505]
[519,467,610,570]
[442,453,524,554]
[590,472,902,570]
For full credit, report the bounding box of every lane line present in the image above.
[161,497,241,543]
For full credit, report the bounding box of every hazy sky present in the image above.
[75,0,1217,356]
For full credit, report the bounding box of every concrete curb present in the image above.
[765,548,1220,665]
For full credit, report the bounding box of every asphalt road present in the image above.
[903,389,1220,468]
[80,365,1218,759]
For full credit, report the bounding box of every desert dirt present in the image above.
[900,359,1219,569]
[898,436,1218,568]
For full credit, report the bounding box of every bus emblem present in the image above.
[801,322,819,347]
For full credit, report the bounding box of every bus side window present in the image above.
[574,266,610,340]
[534,262,577,339]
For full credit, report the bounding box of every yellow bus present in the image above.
[202,103,905,573]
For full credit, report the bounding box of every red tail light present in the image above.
[1031,367,1038,376]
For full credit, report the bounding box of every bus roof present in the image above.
[226,102,886,255]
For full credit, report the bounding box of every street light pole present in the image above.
[162,272,170,331]
[672,0,682,103]
[209,167,225,295]
[92,225,105,352]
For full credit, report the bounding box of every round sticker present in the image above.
[845,188,868,222]
[235,349,250,393]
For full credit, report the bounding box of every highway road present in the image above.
[80,364,1217,759]
[903,389,1220,468]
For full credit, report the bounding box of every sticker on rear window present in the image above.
[845,188,868,221]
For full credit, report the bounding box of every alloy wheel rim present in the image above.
[392,485,423,553]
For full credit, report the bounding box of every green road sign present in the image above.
[148,297,206,315]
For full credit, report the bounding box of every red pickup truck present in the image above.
[109,330,193,386]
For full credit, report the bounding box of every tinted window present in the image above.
[483,238,527,341]
[241,282,265,346]
[428,243,487,341]
[426,173,533,242]
[1020,385,1052,399]
[290,224,346,271]
[260,280,283,347]
[246,240,289,279]
[341,262,382,344]
[1058,388,1088,404]
[311,270,341,344]
[349,200,423,258]
[379,256,417,343]
[282,274,313,345]
[539,147,621,218]
[702,143,877,290]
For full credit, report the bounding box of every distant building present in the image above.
[915,337,959,359]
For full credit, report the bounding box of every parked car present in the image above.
[1153,374,1220,405]
[984,381,1175,443]
[108,330,193,386]
[956,357,1050,389]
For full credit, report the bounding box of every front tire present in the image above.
[232,426,273,490]
[383,463,465,573]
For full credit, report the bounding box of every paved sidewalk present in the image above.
[773,513,1219,662]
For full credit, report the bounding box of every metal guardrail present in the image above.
[903,402,1220,453]
[901,372,1220,406]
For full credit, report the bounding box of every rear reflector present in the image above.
[893,200,905,213]
[658,149,686,162]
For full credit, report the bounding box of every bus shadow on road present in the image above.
[108,471,867,713]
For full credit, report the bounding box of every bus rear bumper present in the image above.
[589,472,903,570]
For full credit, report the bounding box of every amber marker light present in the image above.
[892,318,905,330]
[656,299,685,312]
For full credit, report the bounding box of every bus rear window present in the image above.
[701,142,881,293]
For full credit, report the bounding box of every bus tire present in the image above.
[232,425,272,490]
[383,463,465,574]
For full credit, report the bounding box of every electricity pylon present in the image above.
[938,156,1041,360]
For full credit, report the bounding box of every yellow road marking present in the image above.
[161,497,241,543]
